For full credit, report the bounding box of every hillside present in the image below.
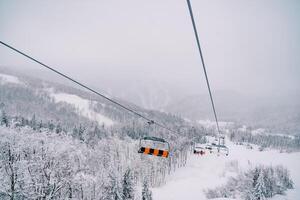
[0,68,206,199]
[0,68,189,131]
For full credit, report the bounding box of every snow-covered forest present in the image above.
[0,71,206,199]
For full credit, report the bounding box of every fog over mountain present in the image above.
[1,66,299,136]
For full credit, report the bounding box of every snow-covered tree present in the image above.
[29,114,37,130]
[253,169,266,200]
[275,165,294,194]
[263,167,275,198]
[0,110,8,127]
[122,169,135,200]
[102,174,122,200]
[0,140,24,199]
[205,165,294,200]
[142,180,152,200]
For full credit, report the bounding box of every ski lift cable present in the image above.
[186,0,221,136]
[0,40,179,136]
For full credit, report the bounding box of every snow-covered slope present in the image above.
[198,120,233,129]
[49,90,114,126]
[0,73,24,85]
[153,142,300,200]
[0,69,191,130]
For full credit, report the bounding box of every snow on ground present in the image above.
[153,141,300,200]
[49,90,114,126]
[251,128,295,139]
[251,128,265,135]
[0,73,23,85]
[198,120,233,129]
[238,125,247,132]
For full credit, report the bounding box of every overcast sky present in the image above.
[1,0,299,99]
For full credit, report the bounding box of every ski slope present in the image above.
[153,142,300,200]
[48,90,114,126]
[0,73,24,85]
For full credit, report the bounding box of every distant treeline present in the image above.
[229,128,300,152]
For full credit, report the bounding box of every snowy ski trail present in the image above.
[48,90,114,126]
[153,142,300,200]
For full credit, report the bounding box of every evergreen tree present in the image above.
[0,110,8,127]
[264,167,275,198]
[275,165,294,194]
[78,124,85,141]
[30,114,37,130]
[103,174,122,200]
[20,117,26,127]
[122,169,135,200]
[142,180,152,200]
[38,120,43,131]
[55,123,62,134]
[72,126,79,138]
[48,120,55,131]
[254,169,266,200]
